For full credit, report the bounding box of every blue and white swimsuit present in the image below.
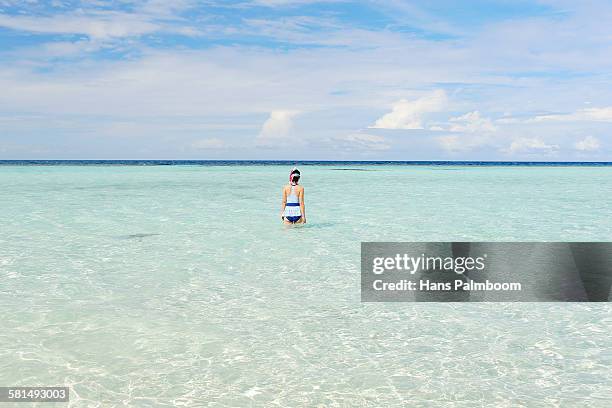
[284,185,301,223]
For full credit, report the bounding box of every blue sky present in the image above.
[0,0,611,160]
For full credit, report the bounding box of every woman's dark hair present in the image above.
[291,172,301,184]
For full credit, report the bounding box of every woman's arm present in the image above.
[299,187,306,223]
[280,186,287,219]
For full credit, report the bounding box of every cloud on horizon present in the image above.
[506,137,560,154]
[256,110,301,146]
[575,136,601,152]
[533,107,612,123]
[333,133,390,151]
[369,90,448,130]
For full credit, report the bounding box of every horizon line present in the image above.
[1,159,612,166]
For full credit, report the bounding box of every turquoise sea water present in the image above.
[1,164,612,407]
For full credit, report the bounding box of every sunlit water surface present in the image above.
[1,165,612,407]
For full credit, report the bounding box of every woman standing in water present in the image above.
[281,167,306,225]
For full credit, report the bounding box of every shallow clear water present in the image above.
[1,165,612,407]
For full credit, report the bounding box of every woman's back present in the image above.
[282,168,305,224]
[285,184,302,203]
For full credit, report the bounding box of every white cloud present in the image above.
[495,117,522,124]
[369,89,447,130]
[506,137,559,154]
[574,135,600,151]
[248,0,336,6]
[256,110,300,145]
[334,133,389,150]
[436,135,462,152]
[425,110,497,152]
[139,0,197,17]
[448,111,496,133]
[0,12,161,40]
[191,138,226,149]
[436,133,492,152]
[533,107,612,123]
[0,0,202,41]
